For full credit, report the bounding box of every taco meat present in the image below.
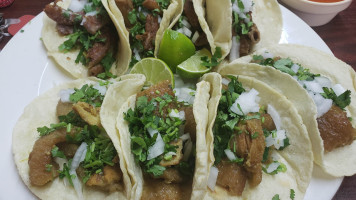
[317,105,356,152]
[142,0,160,10]
[138,14,159,51]
[216,160,247,196]
[84,164,123,192]
[114,0,134,26]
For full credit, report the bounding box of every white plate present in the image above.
[0,5,343,200]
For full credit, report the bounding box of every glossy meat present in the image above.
[57,142,79,158]
[83,15,109,35]
[142,177,192,200]
[114,0,134,26]
[261,113,276,131]
[86,164,123,192]
[56,100,73,117]
[143,0,160,10]
[216,160,247,196]
[56,24,74,36]
[44,2,81,26]
[318,105,356,152]
[28,128,67,186]
[143,14,159,50]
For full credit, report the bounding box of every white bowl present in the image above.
[280,0,352,26]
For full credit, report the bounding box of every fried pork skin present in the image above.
[318,105,356,152]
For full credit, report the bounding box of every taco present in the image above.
[203,73,313,199]
[12,74,145,199]
[114,73,219,199]
[108,0,182,67]
[219,44,356,177]
[42,0,130,79]
[192,0,282,62]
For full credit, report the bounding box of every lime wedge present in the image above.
[158,29,196,72]
[130,58,174,87]
[176,48,212,79]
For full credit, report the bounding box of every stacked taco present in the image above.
[42,0,131,78]
[12,74,145,199]
[219,44,356,177]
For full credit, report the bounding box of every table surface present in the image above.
[1,0,355,199]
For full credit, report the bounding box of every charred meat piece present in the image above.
[143,14,159,50]
[216,159,248,196]
[83,15,109,35]
[56,24,74,36]
[261,113,276,131]
[85,164,123,192]
[243,117,265,187]
[142,177,185,200]
[183,0,200,31]
[155,168,185,184]
[318,105,356,152]
[44,2,83,26]
[143,0,160,10]
[115,0,134,26]
[56,100,73,117]
[28,128,67,186]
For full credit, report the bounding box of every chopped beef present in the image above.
[72,102,101,126]
[114,0,134,26]
[143,0,160,10]
[44,2,82,26]
[85,164,123,192]
[28,128,67,186]
[155,168,185,184]
[56,100,73,117]
[216,159,247,196]
[56,24,74,36]
[83,15,109,35]
[318,105,356,152]
[194,32,209,47]
[142,14,159,50]
[183,0,200,30]
[261,113,276,131]
[88,64,105,77]
[57,142,79,158]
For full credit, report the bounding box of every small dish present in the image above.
[280,0,352,26]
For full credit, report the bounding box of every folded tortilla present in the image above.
[12,74,144,199]
[42,0,131,78]
[196,0,282,60]
[203,73,313,200]
[115,73,218,199]
[218,44,356,177]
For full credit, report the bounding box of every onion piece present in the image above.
[266,162,280,173]
[169,110,185,121]
[147,127,159,137]
[229,36,240,62]
[304,80,324,93]
[183,26,192,38]
[71,142,88,171]
[68,0,88,12]
[230,89,260,115]
[182,139,193,162]
[93,84,107,95]
[332,84,346,96]
[180,133,191,142]
[70,170,83,200]
[59,89,75,103]
[181,19,191,29]
[224,149,237,161]
[291,64,300,73]
[222,78,230,86]
[191,31,199,43]
[262,51,274,59]
[267,104,281,130]
[315,76,332,88]
[207,166,219,191]
[147,133,165,160]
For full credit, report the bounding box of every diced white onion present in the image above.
[169,110,185,121]
[317,98,332,118]
[315,76,332,88]
[181,19,191,29]
[133,48,141,61]
[262,51,274,59]
[68,0,88,12]
[222,78,230,86]
[71,142,88,171]
[180,133,191,142]
[54,157,67,171]
[93,84,107,95]
[158,16,162,23]
[271,153,280,161]
[191,31,199,43]
[85,10,97,16]
[59,89,75,103]
[207,166,219,191]
[164,151,177,158]
[266,162,280,173]
[176,28,184,34]
[183,26,192,38]
[80,17,86,26]
[332,84,346,96]
[304,80,324,93]
[183,139,193,162]
[147,133,165,160]
[175,88,196,105]
[241,0,253,13]
[69,170,83,200]
[229,36,240,62]
[224,149,237,161]
[230,89,260,115]
[267,104,281,130]
[265,130,287,150]
[291,64,300,73]
[147,127,159,137]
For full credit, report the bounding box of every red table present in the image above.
[1,0,355,199]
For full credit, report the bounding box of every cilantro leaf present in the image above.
[51,146,66,159]
[272,194,280,200]
[146,165,166,177]
[290,189,295,200]
[322,88,351,109]
[201,47,222,68]
[37,122,67,136]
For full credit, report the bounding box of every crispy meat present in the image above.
[143,0,160,10]
[72,102,101,126]
[318,105,356,152]
[56,100,73,117]
[86,164,123,192]
[160,139,183,167]
[28,128,67,186]
[156,168,185,184]
[44,2,82,26]
[56,24,74,36]
[83,15,109,35]
[216,160,247,196]
[230,124,248,158]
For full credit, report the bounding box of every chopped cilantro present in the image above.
[45,164,53,172]
[37,122,67,136]
[201,47,222,68]
[272,194,280,200]
[58,162,75,186]
[290,189,295,200]
[69,84,105,107]
[321,87,351,109]
[51,146,66,159]
[263,161,287,175]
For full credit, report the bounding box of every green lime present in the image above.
[130,58,174,87]
[176,48,212,79]
[158,29,196,72]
